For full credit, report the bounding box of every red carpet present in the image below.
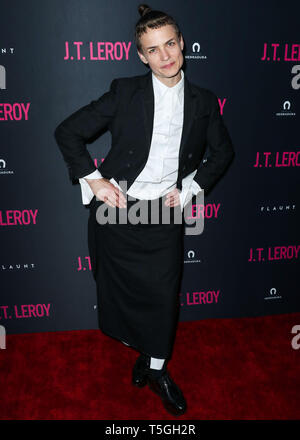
[0,313,299,420]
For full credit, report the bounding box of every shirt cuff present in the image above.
[190,179,202,195]
[82,169,103,180]
[78,172,124,206]
[79,169,103,205]
[179,175,202,211]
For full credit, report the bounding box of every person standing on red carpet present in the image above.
[54,4,234,416]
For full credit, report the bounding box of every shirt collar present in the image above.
[152,69,184,105]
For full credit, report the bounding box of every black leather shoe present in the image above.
[146,370,187,416]
[132,355,187,416]
[132,354,150,388]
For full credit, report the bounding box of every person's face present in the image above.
[137,24,184,84]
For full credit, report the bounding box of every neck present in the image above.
[153,69,182,88]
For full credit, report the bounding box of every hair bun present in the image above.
[138,4,152,17]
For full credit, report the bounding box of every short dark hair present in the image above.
[135,4,182,54]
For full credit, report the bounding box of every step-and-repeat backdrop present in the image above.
[1,0,299,334]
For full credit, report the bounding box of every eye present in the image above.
[168,41,175,46]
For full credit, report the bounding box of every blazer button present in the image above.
[188,153,193,158]
[129,149,133,154]
[127,163,131,167]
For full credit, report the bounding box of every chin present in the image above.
[166,67,181,77]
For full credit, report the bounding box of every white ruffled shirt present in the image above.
[79,69,201,210]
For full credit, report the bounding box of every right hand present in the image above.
[85,178,127,208]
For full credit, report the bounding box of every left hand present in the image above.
[164,188,181,208]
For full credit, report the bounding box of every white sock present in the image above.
[150,357,165,370]
[121,340,165,370]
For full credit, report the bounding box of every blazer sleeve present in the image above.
[193,91,235,194]
[54,78,119,183]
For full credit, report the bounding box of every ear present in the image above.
[137,50,149,65]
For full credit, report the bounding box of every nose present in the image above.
[160,47,170,61]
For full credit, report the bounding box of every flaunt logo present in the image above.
[260,203,296,214]
[185,42,207,60]
[64,41,132,61]
[1,263,35,271]
[0,48,14,55]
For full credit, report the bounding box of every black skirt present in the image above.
[87,194,184,359]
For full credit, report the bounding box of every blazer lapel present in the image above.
[139,71,154,157]
[178,76,198,162]
[138,69,200,162]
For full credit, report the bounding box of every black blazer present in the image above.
[54,70,235,196]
